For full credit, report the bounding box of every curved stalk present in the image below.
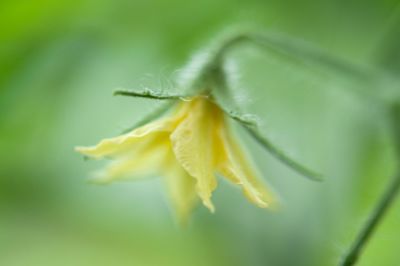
[340,172,400,266]
[340,103,400,265]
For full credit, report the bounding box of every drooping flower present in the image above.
[76,96,276,223]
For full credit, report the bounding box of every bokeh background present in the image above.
[1,0,400,265]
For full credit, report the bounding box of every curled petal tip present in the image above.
[74,146,85,152]
[75,146,93,160]
[202,200,216,213]
[257,201,269,209]
[75,146,93,155]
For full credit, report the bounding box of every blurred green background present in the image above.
[1,0,400,265]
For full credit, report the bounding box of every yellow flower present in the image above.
[76,96,276,223]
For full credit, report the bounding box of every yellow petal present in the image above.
[216,122,277,209]
[170,98,219,212]
[75,101,192,159]
[92,136,170,183]
[162,149,198,225]
[75,118,177,159]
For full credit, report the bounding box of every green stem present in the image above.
[188,34,248,92]
[340,103,400,265]
[247,32,374,82]
[200,31,382,99]
[339,172,400,266]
